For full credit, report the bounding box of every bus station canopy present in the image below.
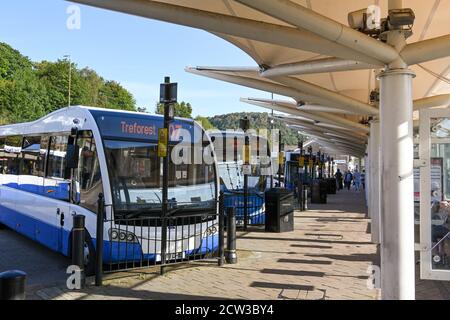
[72,0,450,155]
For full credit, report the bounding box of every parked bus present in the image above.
[0,106,219,274]
[284,151,303,193]
[209,131,273,225]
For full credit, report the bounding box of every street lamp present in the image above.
[63,55,72,107]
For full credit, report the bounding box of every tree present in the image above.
[0,43,32,80]
[194,115,215,130]
[0,69,49,123]
[0,42,138,125]
[34,59,93,112]
[79,67,105,106]
[155,101,193,118]
[98,81,136,111]
[207,112,304,146]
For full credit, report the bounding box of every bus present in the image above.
[0,106,219,274]
[209,131,274,225]
[284,151,303,193]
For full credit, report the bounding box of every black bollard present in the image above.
[95,194,105,286]
[218,192,225,266]
[297,180,304,211]
[303,189,308,210]
[225,207,237,264]
[0,270,26,300]
[72,214,86,289]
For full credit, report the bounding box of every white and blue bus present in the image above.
[0,106,219,273]
[209,131,273,225]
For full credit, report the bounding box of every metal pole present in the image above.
[367,133,373,218]
[0,270,26,300]
[218,191,225,266]
[95,193,105,286]
[160,76,172,275]
[270,107,274,189]
[72,214,86,289]
[225,207,237,264]
[278,131,282,186]
[369,120,381,245]
[63,55,72,107]
[379,64,415,299]
[298,179,304,211]
[303,189,308,210]
[243,135,249,231]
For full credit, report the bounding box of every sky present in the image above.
[0,0,287,117]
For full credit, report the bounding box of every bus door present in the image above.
[419,108,450,281]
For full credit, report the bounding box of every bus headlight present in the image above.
[203,225,218,237]
[110,230,119,240]
[109,229,138,243]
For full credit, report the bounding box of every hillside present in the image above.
[0,42,136,125]
[208,112,303,146]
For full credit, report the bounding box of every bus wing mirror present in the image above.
[65,144,80,169]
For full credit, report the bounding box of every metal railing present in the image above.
[94,193,226,285]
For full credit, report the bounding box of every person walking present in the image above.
[353,170,361,191]
[361,170,366,190]
[344,170,353,191]
[335,169,343,190]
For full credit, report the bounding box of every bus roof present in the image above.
[0,106,198,137]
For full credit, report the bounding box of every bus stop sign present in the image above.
[158,128,168,158]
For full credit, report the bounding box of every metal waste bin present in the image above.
[264,188,295,233]
[311,179,327,204]
[326,178,337,195]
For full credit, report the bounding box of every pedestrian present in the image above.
[335,169,343,190]
[353,170,361,191]
[361,170,366,190]
[344,170,353,191]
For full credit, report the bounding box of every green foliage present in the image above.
[155,101,193,118]
[0,69,49,123]
[207,112,303,146]
[0,43,32,80]
[194,115,215,130]
[0,42,137,125]
[98,81,136,111]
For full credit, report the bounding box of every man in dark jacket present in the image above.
[335,169,343,190]
[344,171,353,191]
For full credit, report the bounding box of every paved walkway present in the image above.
[24,189,450,300]
[29,190,380,300]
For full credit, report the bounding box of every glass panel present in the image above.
[211,132,269,192]
[0,137,5,179]
[429,117,450,270]
[20,136,42,177]
[44,135,70,201]
[19,136,44,194]
[47,136,68,179]
[3,136,22,188]
[104,139,216,218]
[74,131,103,212]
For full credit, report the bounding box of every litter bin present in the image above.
[326,178,337,195]
[264,188,295,233]
[311,179,327,204]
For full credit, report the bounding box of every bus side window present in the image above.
[19,136,43,194]
[4,135,23,189]
[74,131,103,212]
[45,135,70,201]
[0,137,5,184]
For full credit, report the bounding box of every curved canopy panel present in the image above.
[72,0,450,99]
[72,0,450,155]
